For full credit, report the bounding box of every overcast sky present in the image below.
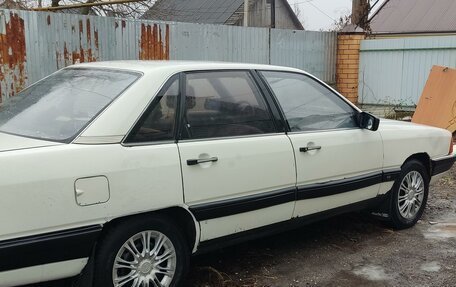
[289,0,385,31]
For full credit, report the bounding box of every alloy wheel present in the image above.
[397,170,425,219]
[112,231,177,287]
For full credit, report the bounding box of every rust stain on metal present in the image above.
[64,42,70,62]
[56,44,73,66]
[139,23,169,60]
[55,19,99,69]
[78,20,85,63]
[94,30,99,49]
[166,25,169,58]
[79,20,84,35]
[86,19,96,62]
[72,51,80,63]
[0,12,27,101]
[86,19,91,45]
[121,20,126,29]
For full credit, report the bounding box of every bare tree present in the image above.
[80,0,96,15]
[329,14,351,32]
[3,0,155,18]
[292,3,305,29]
[0,0,28,8]
[329,0,376,33]
[92,1,155,18]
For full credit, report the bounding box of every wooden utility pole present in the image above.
[351,0,369,29]
[271,0,275,28]
[243,0,249,26]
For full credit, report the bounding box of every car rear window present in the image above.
[0,68,140,142]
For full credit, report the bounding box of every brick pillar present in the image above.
[336,33,365,104]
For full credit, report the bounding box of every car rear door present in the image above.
[259,71,384,218]
[177,70,296,242]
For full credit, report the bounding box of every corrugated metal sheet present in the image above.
[371,0,456,34]
[0,11,26,101]
[0,9,337,103]
[358,36,456,105]
[0,9,170,102]
[170,22,270,64]
[270,29,337,83]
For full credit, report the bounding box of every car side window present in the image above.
[125,77,179,143]
[181,71,276,140]
[261,71,358,132]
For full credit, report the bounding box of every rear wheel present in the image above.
[388,160,429,229]
[94,215,189,287]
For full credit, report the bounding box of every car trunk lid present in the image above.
[0,132,63,153]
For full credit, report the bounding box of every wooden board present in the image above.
[412,65,456,135]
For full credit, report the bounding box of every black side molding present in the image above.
[382,169,401,182]
[296,170,400,200]
[0,225,102,272]
[432,155,456,176]
[190,169,400,221]
[196,195,388,254]
[296,172,383,200]
[190,187,296,221]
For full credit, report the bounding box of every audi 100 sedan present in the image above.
[0,61,454,287]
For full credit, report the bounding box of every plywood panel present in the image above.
[412,65,456,135]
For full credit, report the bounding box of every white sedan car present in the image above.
[0,61,454,287]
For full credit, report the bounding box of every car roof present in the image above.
[71,60,359,142]
[72,60,305,74]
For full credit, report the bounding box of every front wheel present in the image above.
[388,160,429,229]
[94,215,189,287]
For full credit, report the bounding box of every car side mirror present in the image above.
[358,112,380,131]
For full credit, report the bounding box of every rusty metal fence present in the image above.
[0,9,337,102]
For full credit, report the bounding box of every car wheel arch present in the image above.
[402,152,431,176]
[98,206,199,253]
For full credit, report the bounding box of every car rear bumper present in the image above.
[0,225,101,273]
[431,154,456,176]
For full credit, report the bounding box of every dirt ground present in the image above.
[185,167,456,287]
[30,167,456,287]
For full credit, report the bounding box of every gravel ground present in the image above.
[28,167,456,287]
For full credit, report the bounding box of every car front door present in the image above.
[259,71,384,218]
[177,70,296,242]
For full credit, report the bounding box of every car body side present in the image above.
[0,62,453,286]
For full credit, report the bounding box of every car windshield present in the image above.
[0,68,140,142]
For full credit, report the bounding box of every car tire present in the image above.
[93,215,190,287]
[388,160,429,229]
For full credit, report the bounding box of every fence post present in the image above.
[336,31,365,104]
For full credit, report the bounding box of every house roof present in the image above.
[141,0,245,24]
[141,0,303,29]
[370,0,456,34]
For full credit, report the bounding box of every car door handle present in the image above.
[187,157,218,166]
[300,146,322,152]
